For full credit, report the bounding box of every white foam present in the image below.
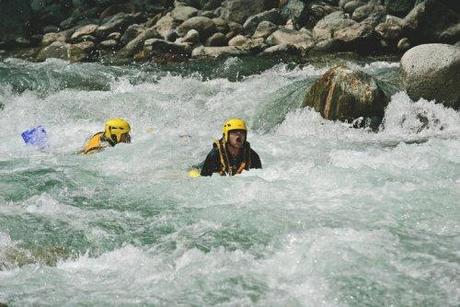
[1,58,459,305]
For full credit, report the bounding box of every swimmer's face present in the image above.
[228,130,246,149]
[119,133,131,143]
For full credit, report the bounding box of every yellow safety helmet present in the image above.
[104,118,131,144]
[222,118,247,142]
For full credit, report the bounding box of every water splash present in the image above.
[0,57,459,306]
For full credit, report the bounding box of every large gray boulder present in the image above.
[303,65,388,124]
[401,44,460,109]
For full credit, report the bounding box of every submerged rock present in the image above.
[303,65,388,125]
[401,43,460,109]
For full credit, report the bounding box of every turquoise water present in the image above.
[0,57,459,306]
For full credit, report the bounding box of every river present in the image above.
[0,56,459,306]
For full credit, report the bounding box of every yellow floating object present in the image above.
[187,168,201,178]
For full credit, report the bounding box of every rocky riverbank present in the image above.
[0,0,459,63]
[301,43,459,130]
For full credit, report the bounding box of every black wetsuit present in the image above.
[200,141,262,176]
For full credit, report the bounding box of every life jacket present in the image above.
[82,132,112,154]
[214,139,251,176]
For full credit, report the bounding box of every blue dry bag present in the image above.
[21,126,48,148]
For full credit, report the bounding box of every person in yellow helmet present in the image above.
[198,118,262,176]
[81,118,131,154]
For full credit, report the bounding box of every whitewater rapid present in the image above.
[0,57,459,306]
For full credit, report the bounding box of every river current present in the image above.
[0,56,459,306]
